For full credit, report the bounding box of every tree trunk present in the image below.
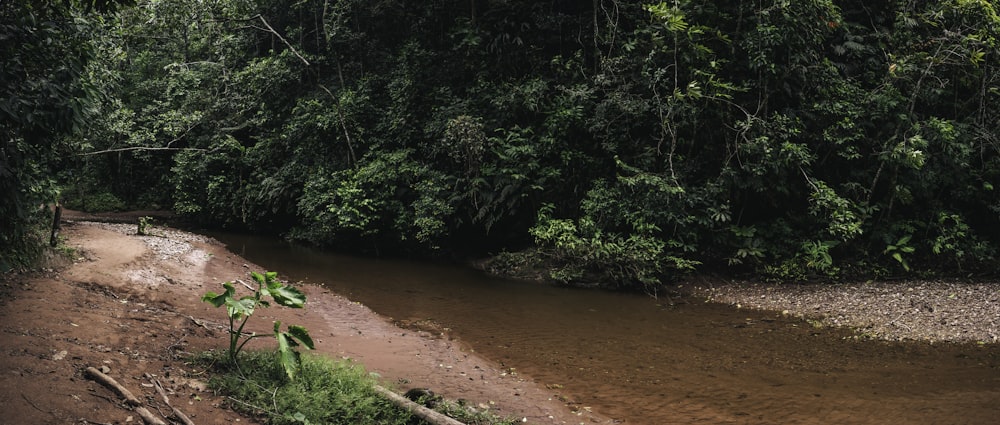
[470,0,477,27]
[49,204,62,247]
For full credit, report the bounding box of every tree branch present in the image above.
[77,146,206,156]
[254,14,311,66]
[319,84,358,167]
[84,366,142,406]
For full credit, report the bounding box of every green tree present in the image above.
[1,0,131,269]
[65,0,1000,288]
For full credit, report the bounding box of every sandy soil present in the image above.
[0,220,610,425]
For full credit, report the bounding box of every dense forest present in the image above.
[3,0,1000,290]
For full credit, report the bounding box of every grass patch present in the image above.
[198,350,517,425]
[201,350,414,425]
[431,399,520,425]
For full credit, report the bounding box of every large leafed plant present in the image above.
[202,271,314,380]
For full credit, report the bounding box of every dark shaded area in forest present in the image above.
[4,1,1000,289]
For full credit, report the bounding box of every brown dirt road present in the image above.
[0,220,609,425]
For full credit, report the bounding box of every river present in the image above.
[213,232,1000,425]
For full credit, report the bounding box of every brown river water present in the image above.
[214,233,1000,425]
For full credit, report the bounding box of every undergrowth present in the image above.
[198,350,517,425]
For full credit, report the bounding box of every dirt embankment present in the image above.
[0,220,609,425]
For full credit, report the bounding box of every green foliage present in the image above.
[292,150,454,250]
[1,1,92,268]
[170,137,248,223]
[884,235,916,272]
[430,398,519,425]
[137,216,153,236]
[440,115,487,176]
[57,0,1000,287]
[75,191,126,213]
[928,213,994,271]
[204,350,517,425]
[530,200,699,290]
[204,351,415,425]
[807,179,863,242]
[202,271,313,380]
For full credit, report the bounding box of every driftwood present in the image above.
[84,367,141,406]
[134,407,167,425]
[373,386,466,425]
[86,365,464,425]
[84,367,171,425]
[152,376,196,425]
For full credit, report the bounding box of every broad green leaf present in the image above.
[226,296,257,319]
[264,271,280,288]
[250,271,266,287]
[286,325,315,349]
[201,282,236,308]
[274,320,287,344]
[270,285,306,308]
[275,321,302,380]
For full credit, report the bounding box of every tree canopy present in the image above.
[1,0,135,269]
[9,0,1000,289]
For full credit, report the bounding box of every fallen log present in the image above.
[84,367,170,425]
[373,385,465,425]
[84,367,141,406]
[134,407,167,425]
[152,377,196,425]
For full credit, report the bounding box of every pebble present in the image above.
[693,280,1000,343]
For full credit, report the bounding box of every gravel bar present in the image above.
[690,280,1000,344]
[84,222,217,262]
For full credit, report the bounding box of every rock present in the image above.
[404,387,441,408]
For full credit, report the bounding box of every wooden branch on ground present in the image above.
[187,315,211,329]
[85,367,141,406]
[84,367,169,425]
[373,386,466,425]
[235,279,255,291]
[152,376,196,425]
[134,407,167,425]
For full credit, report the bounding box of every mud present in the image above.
[0,221,603,425]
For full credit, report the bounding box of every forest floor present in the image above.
[0,216,609,425]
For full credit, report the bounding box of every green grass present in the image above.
[430,399,519,425]
[197,350,518,425]
[201,350,414,425]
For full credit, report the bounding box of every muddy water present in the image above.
[214,233,1000,425]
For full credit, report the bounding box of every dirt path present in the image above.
[0,221,608,425]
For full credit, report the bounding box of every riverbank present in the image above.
[688,278,1000,343]
[0,220,609,425]
[4,217,998,425]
